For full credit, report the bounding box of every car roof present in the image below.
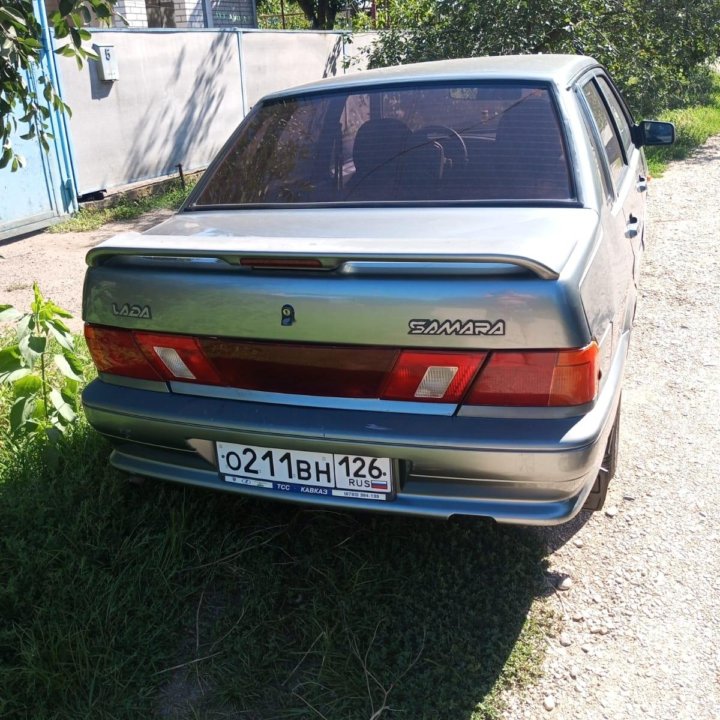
[263,54,600,100]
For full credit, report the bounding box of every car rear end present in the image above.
[81,65,624,524]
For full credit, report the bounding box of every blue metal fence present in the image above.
[0,0,77,241]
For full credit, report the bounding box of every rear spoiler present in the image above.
[86,232,560,280]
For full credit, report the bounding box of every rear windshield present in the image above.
[193,82,573,207]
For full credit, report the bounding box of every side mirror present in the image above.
[632,120,675,148]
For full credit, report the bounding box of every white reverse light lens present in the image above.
[153,346,196,379]
[414,366,458,399]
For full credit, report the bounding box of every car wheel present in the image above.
[583,397,621,512]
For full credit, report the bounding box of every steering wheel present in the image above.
[411,125,468,167]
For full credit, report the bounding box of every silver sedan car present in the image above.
[82,55,674,525]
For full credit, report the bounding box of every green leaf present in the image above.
[59,0,75,16]
[32,281,43,310]
[45,301,73,319]
[94,4,112,19]
[57,44,77,58]
[15,312,34,342]
[0,6,28,26]
[0,367,31,384]
[0,304,22,322]
[18,334,46,367]
[54,352,83,381]
[48,322,74,351]
[12,373,42,397]
[0,146,13,169]
[49,388,76,423]
[62,379,79,402]
[44,428,63,457]
[9,395,38,435]
[0,346,25,376]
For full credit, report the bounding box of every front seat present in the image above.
[344,118,411,200]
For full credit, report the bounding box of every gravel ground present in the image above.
[0,209,173,333]
[1,141,719,718]
[503,138,720,718]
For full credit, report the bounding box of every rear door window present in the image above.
[581,80,626,188]
[193,82,574,207]
[595,76,633,155]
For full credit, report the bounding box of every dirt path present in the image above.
[503,139,720,718]
[2,141,719,719]
[0,209,173,333]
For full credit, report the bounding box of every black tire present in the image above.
[582,398,621,512]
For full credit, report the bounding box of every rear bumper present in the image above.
[82,369,622,525]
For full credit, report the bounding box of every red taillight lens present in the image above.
[85,324,598,407]
[381,351,486,403]
[200,339,398,397]
[465,342,599,407]
[133,333,222,384]
[84,325,162,381]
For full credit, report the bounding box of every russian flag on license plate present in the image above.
[371,479,389,491]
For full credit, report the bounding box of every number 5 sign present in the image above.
[95,45,119,82]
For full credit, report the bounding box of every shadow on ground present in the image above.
[0,428,557,720]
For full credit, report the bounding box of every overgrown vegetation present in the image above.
[369,0,720,117]
[645,77,720,175]
[49,179,194,233]
[0,284,83,445]
[257,0,381,30]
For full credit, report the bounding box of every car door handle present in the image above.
[636,176,648,192]
[626,215,640,238]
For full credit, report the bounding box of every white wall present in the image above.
[113,0,148,28]
[241,32,345,108]
[58,30,377,195]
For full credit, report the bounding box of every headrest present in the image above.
[353,119,412,176]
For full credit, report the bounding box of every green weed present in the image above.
[50,181,194,233]
[0,284,84,446]
[646,78,720,176]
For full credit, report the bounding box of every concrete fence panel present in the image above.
[58,29,378,196]
[60,29,244,195]
[240,31,345,109]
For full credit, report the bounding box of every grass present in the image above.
[0,340,554,720]
[645,77,720,176]
[49,180,195,233]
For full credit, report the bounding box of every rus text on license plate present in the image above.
[216,442,394,501]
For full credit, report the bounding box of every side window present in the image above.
[580,110,612,200]
[582,80,626,187]
[595,76,633,155]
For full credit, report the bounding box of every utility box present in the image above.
[96,45,119,82]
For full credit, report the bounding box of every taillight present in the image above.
[85,324,598,407]
[84,325,162,381]
[381,351,486,402]
[133,333,222,384]
[464,342,599,407]
[200,339,397,397]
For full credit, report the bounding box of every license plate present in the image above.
[216,442,394,501]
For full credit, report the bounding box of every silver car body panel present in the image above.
[81,55,646,524]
